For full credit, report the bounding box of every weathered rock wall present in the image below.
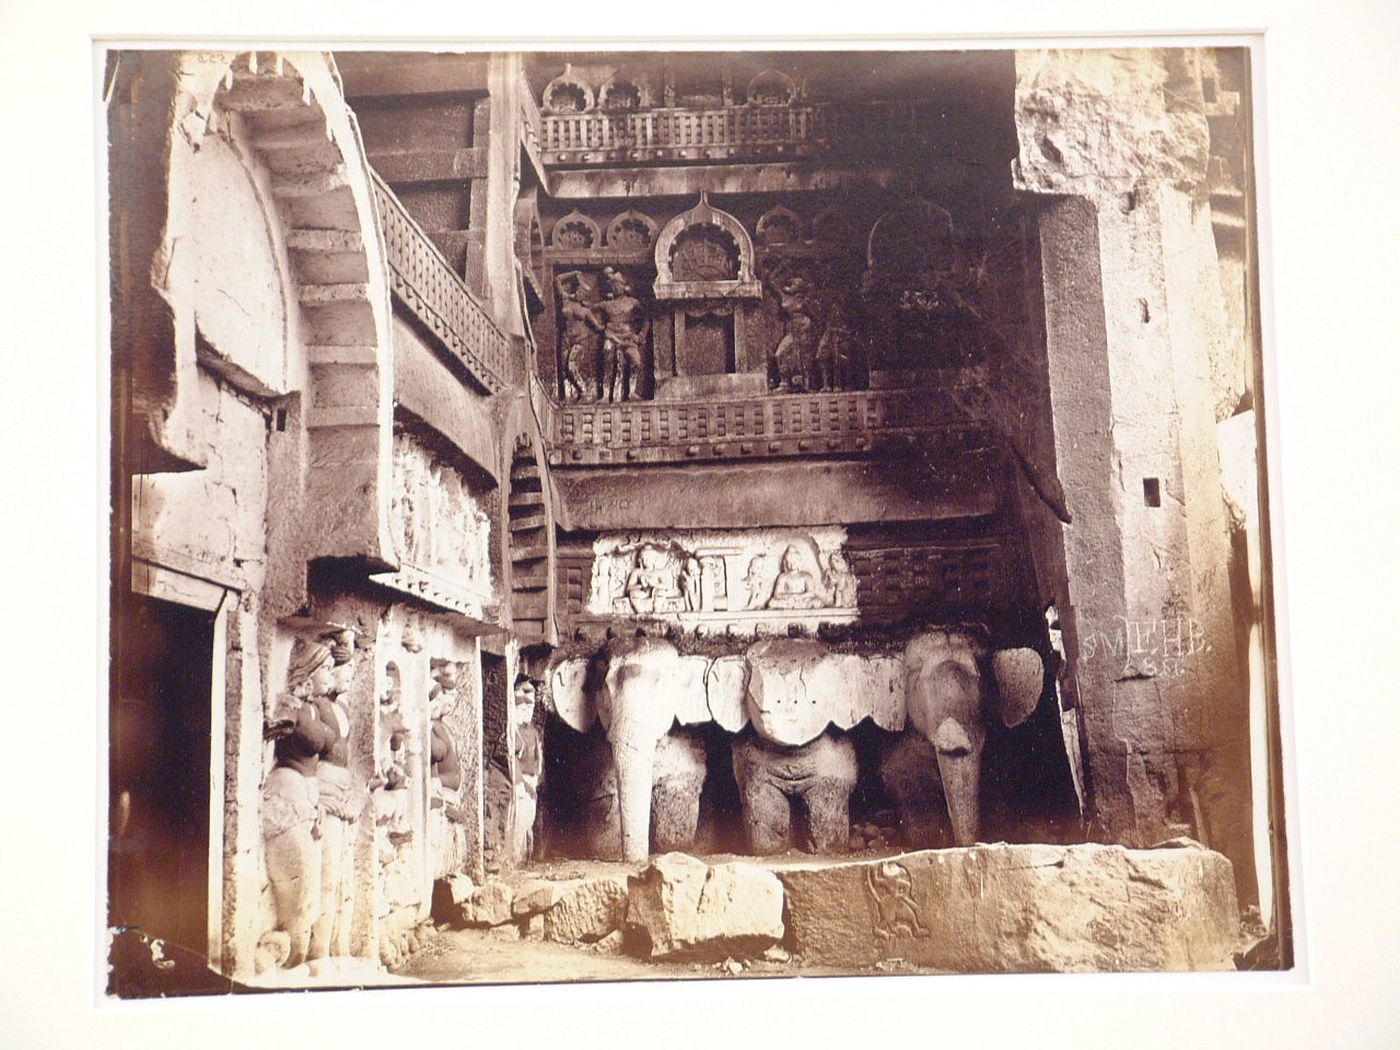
[1013,48,1255,897]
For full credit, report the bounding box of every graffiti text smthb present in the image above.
[1078,615,1208,679]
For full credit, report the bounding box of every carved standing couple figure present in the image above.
[557,268,649,403]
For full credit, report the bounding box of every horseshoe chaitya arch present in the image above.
[652,192,762,301]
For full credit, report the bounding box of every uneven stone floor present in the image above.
[393,853,926,986]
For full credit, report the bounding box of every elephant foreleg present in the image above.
[739,778,793,854]
[802,779,853,854]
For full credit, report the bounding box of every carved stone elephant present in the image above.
[567,725,709,860]
[551,634,713,861]
[719,638,891,855]
[880,629,1044,847]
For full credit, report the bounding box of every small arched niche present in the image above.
[541,64,595,115]
[550,209,601,251]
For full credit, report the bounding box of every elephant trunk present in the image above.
[932,715,983,847]
[609,732,658,862]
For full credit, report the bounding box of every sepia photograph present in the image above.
[8,0,1400,1040]
[98,37,1310,996]
[100,40,1298,997]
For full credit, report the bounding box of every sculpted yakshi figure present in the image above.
[307,630,366,971]
[595,267,649,402]
[428,659,466,826]
[555,270,604,402]
[260,637,338,971]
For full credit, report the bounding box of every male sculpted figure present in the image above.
[596,267,648,402]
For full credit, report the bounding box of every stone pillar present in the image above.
[1015,49,1254,896]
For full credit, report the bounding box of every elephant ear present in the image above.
[992,648,1044,728]
[550,659,596,733]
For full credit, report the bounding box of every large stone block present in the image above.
[543,874,630,944]
[625,852,784,961]
[774,843,1239,972]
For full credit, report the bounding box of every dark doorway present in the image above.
[109,593,214,965]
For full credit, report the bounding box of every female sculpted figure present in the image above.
[772,277,819,393]
[555,270,604,402]
[261,637,338,971]
[768,544,827,610]
[307,630,366,971]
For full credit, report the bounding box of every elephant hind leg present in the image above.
[652,774,704,852]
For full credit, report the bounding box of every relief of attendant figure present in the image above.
[307,630,368,972]
[428,660,467,826]
[825,550,858,608]
[260,637,338,971]
[556,270,605,402]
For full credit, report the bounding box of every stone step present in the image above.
[285,228,364,254]
[219,75,310,113]
[297,282,370,306]
[272,169,349,199]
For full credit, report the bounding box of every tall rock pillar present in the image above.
[1014,48,1254,898]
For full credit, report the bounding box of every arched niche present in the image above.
[866,198,955,274]
[746,68,798,106]
[653,192,761,301]
[756,205,805,247]
[605,209,659,253]
[541,64,594,115]
[599,73,649,111]
[550,209,601,250]
[811,204,864,249]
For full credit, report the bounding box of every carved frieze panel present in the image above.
[373,433,494,617]
[583,527,857,635]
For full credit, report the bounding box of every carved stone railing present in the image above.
[540,99,942,166]
[518,70,546,181]
[546,388,993,466]
[370,170,514,393]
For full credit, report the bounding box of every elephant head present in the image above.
[901,629,1044,846]
[552,633,711,862]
